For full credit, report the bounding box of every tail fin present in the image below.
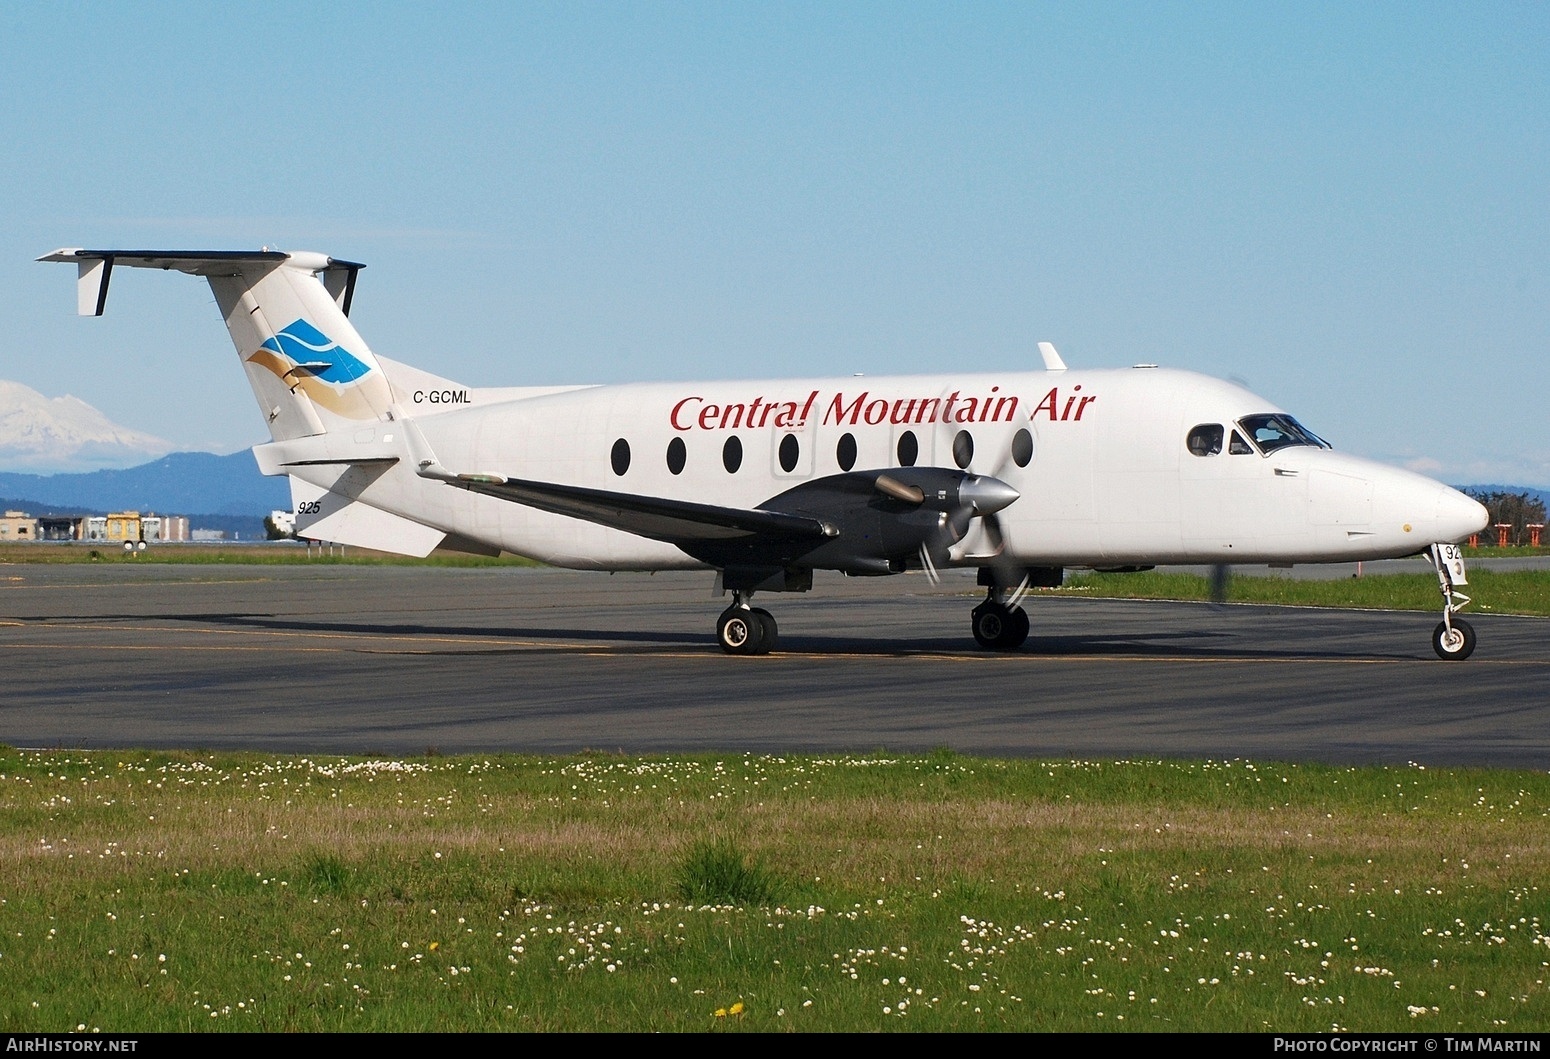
[39,248,393,441]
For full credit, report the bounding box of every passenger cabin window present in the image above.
[778,433,800,473]
[1186,424,1223,457]
[1011,428,1034,467]
[610,438,631,476]
[1229,430,1253,455]
[952,430,974,468]
[836,432,857,471]
[1236,414,1329,453]
[722,435,743,473]
[666,436,686,475]
[896,430,918,467]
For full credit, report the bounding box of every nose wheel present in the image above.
[1432,619,1476,660]
[717,596,778,655]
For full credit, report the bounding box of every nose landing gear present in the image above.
[717,593,778,655]
[1427,542,1476,661]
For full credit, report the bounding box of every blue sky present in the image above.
[3,2,1546,484]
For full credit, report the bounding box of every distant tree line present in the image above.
[1463,489,1547,545]
[263,514,297,541]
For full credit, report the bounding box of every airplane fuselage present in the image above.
[292,364,1483,573]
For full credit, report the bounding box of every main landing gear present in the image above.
[717,594,778,656]
[1426,542,1476,661]
[971,584,1030,651]
[971,599,1029,650]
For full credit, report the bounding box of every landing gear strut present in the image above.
[1426,542,1476,661]
[971,576,1031,651]
[717,593,778,656]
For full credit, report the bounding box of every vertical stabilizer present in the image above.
[39,249,392,441]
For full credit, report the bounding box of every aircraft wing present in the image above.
[453,476,837,544]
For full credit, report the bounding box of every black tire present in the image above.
[972,602,1028,651]
[1432,619,1476,660]
[718,606,767,656]
[752,608,778,654]
[971,602,1004,649]
[1003,605,1030,649]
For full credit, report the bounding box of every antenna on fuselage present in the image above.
[1038,341,1067,371]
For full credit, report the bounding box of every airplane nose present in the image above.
[961,475,1020,516]
[1435,485,1489,542]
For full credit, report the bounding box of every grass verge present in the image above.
[0,543,532,567]
[1,749,1546,1032]
[1061,569,1550,617]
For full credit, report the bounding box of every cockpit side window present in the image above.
[1186,424,1224,457]
[1236,414,1330,453]
[1229,430,1253,455]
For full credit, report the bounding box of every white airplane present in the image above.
[42,248,1490,658]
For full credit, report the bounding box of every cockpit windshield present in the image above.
[1236,414,1330,453]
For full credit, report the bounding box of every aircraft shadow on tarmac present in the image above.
[84,610,1426,663]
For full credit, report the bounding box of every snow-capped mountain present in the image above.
[0,379,173,473]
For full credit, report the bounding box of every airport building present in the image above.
[23,511,196,544]
[37,516,82,541]
[143,515,190,542]
[104,511,142,542]
[0,511,38,540]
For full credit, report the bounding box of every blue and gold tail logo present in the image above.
[259,319,372,383]
[246,318,386,420]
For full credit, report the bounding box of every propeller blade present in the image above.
[981,513,1006,557]
[938,410,1037,600]
[1209,563,1231,604]
[874,474,925,504]
[951,414,1028,562]
[919,542,941,585]
[1003,570,1033,610]
[946,506,1011,564]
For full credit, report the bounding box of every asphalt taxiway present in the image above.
[2,564,1546,767]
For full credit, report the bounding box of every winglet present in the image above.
[1038,341,1067,371]
[38,249,110,316]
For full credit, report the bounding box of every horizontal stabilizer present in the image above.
[289,478,445,557]
[252,435,403,477]
[38,248,364,316]
[39,248,292,271]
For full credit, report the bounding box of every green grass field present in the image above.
[2,748,1546,1032]
[1061,569,1550,617]
[0,543,522,567]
